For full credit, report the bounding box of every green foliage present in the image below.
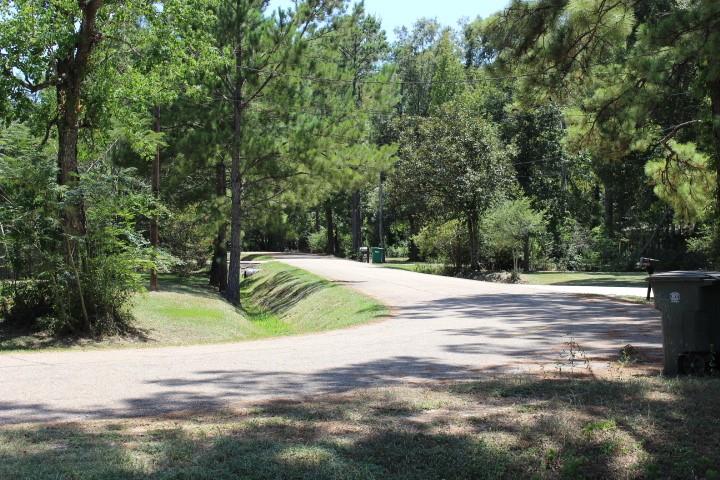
[413,220,468,268]
[481,198,547,272]
[385,241,409,259]
[308,228,328,254]
[645,141,716,222]
[160,204,213,276]
[0,124,154,334]
[687,221,720,269]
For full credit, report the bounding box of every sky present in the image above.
[268,0,510,40]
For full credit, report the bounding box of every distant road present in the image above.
[0,254,660,425]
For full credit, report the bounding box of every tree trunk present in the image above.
[466,210,479,269]
[334,221,340,255]
[225,46,245,306]
[710,79,720,213]
[149,106,160,291]
[350,190,361,257]
[54,0,103,331]
[523,234,531,273]
[603,185,614,235]
[325,203,335,255]
[408,215,420,261]
[209,160,228,291]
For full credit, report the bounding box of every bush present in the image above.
[687,220,720,269]
[413,220,468,268]
[555,218,594,271]
[386,241,409,259]
[481,198,547,272]
[308,228,328,253]
[0,125,154,335]
[1,281,53,329]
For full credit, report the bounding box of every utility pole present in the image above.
[378,171,385,250]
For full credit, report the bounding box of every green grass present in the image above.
[522,271,648,287]
[382,262,446,275]
[241,261,388,335]
[382,260,648,288]
[2,373,719,479]
[0,262,388,352]
[241,253,273,261]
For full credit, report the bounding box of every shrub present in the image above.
[0,125,154,335]
[413,219,468,268]
[687,220,720,269]
[386,241,409,259]
[308,228,328,253]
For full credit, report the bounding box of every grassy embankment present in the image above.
[383,260,647,288]
[2,372,718,479]
[0,261,387,352]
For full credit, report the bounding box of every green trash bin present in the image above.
[649,271,720,375]
[371,247,385,264]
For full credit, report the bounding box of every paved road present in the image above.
[0,254,661,424]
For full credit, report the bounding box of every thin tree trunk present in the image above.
[523,234,531,273]
[334,221,340,255]
[225,44,245,306]
[603,184,614,235]
[467,210,478,269]
[149,106,160,291]
[408,216,420,261]
[325,203,334,255]
[351,190,361,256]
[209,160,228,291]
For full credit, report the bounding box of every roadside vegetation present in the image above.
[0,262,387,352]
[2,372,718,479]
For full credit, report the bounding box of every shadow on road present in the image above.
[0,287,663,425]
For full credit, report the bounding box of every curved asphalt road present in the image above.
[0,254,661,424]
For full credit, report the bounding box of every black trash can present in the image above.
[649,271,720,375]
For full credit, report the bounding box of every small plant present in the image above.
[618,344,640,367]
[555,337,592,376]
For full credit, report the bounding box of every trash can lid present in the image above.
[650,271,720,283]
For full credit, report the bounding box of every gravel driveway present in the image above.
[0,254,661,424]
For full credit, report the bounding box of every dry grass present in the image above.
[2,371,719,479]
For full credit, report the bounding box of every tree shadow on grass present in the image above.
[2,375,719,479]
[0,389,512,479]
[243,270,336,315]
[155,273,221,299]
[0,318,152,352]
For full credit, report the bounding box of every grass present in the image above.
[382,259,648,288]
[0,262,387,352]
[522,271,648,288]
[382,260,446,276]
[241,253,273,261]
[240,261,389,335]
[2,373,719,479]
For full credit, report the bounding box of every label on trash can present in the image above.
[670,292,680,303]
